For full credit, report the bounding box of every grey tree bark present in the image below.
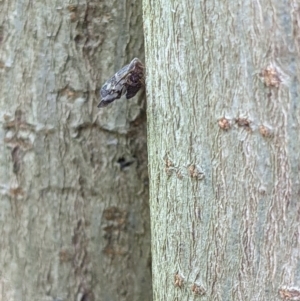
[0,1,151,301]
[143,0,300,300]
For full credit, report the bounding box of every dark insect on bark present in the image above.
[97,58,145,108]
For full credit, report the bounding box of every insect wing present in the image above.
[97,58,144,108]
[125,84,142,99]
[98,80,126,107]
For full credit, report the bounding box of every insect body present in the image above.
[98,58,145,108]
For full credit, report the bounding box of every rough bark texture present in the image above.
[0,1,151,301]
[144,0,300,300]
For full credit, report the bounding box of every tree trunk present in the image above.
[0,1,151,301]
[144,0,300,300]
